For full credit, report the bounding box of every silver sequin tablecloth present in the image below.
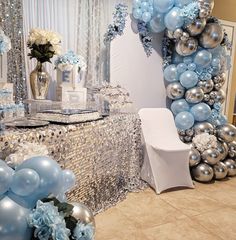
[0,113,143,214]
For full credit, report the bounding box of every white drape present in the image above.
[23,0,132,100]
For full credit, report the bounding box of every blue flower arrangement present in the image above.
[0,29,11,55]
[180,2,200,26]
[28,197,94,240]
[104,3,128,43]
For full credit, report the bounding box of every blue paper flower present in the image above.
[72,222,94,240]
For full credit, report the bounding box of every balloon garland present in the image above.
[132,0,236,182]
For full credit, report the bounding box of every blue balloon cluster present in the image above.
[0,157,76,209]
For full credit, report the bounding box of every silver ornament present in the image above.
[199,8,209,18]
[185,87,204,104]
[70,202,96,228]
[202,148,222,165]
[228,141,236,158]
[192,163,214,182]
[204,94,210,102]
[186,18,206,36]
[184,136,193,143]
[175,38,198,56]
[214,89,226,104]
[197,79,214,93]
[178,130,186,136]
[213,162,228,180]
[224,159,236,177]
[181,32,190,41]
[166,82,185,100]
[186,128,195,137]
[216,124,236,143]
[194,122,214,135]
[199,23,224,49]
[174,28,183,39]
[189,148,201,167]
[198,0,215,18]
[213,73,226,85]
[214,83,223,91]
[216,142,228,160]
[207,99,215,106]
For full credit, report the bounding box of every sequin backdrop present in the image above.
[0,0,27,102]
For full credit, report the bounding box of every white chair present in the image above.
[139,108,194,194]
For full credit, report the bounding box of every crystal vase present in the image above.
[30,61,50,100]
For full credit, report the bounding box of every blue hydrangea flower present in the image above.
[73,222,94,240]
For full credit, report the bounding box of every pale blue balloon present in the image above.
[149,13,165,33]
[133,0,142,8]
[164,64,179,82]
[211,58,220,67]
[226,55,232,70]
[10,168,40,197]
[218,115,228,125]
[164,7,184,31]
[142,11,152,23]
[175,0,192,8]
[141,1,149,12]
[0,160,7,167]
[183,56,193,64]
[171,99,190,115]
[0,166,13,195]
[194,50,212,67]
[190,103,212,122]
[211,65,221,76]
[180,70,198,89]
[175,111,195,130]
[0,197,32,240]
[17,156,62,198]
[133,8,142,19]
[188,63,196,71]
[61,169,76,192]
[177,63,187,74]
[153,0,174,13]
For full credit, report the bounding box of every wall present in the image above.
[213,0,236,123]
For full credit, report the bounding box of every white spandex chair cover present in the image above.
[139,108,194,194]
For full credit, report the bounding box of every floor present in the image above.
[95,178,236,240]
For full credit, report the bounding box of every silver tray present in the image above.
[5,119,49,128]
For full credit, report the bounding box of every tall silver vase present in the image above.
[30,62,50,100]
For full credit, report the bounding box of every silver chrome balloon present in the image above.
[213,73,226,85]
[214,89,226,104]
[191,163,214,182]
[197,79,214,93]
[186,18,206,36]
[185,87,204,104]
[174,28,183,39]
[202,148,221,165]
[194,122,214,135]
[166,82,185,100]
[216,142,228,160]
[181,32,190,41]
[199,23,224,49]
[216,124,236,143]
[70,202,96,228]
[228,141,236,158]
[198,0,215,18]
[214,83,223,91]
[213,162,228,180]
[224,159,236,177]
[189,148,201,167]
[166,29,175,39]
[175,38,198,56]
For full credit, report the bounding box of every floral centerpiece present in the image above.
[0,29,11,55]
[27,28,62,100]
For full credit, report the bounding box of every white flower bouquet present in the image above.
[27,28,62,63]
[192,133,218,153]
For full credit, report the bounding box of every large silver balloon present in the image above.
[191,163,214,182]
[216,124,236,143]
[216,142,228,160]
[186,18,206,36]
[70,202,95,227]
[185,87,204,104]
[199,23,224,49]
[166,82,185,100]
[189,148,201,167]
[0,197,32,240]
[202,148,221,165]
[213,162,228,180]
[197,79,214,93]
[175,38,198,56]
[194,122,214,135]
[224,159,236,177]
[228,141,236,158]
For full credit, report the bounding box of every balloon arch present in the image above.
[131,0,236,182]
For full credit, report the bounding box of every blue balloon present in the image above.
[0,160,7,167]
[153,0,174,13]
[225,55,232,70]
[194,50,212,67]
[180,70,198,89]
[183,56,193,64]
[211,58,220,67]
[10,168,40,197]
[171,99,190,115]
[142,11,152,23]
[17,156,62,199]
[61,169,76,192]
[141,1,149,12]
[190,103,212,122]
[0,166,13,195]
[133,8,142,19]
[175,0,192,8]
[164,7,184,31]
[175,111,195,130]
[133,0,142,8]
[164,64,179,82]
[149,13,165,33]
[177,63,187,74]
[188,63,196,71]
[172,53,184,64]
[0,197,32,240]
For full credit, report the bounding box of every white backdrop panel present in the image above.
[110,16,167,111]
